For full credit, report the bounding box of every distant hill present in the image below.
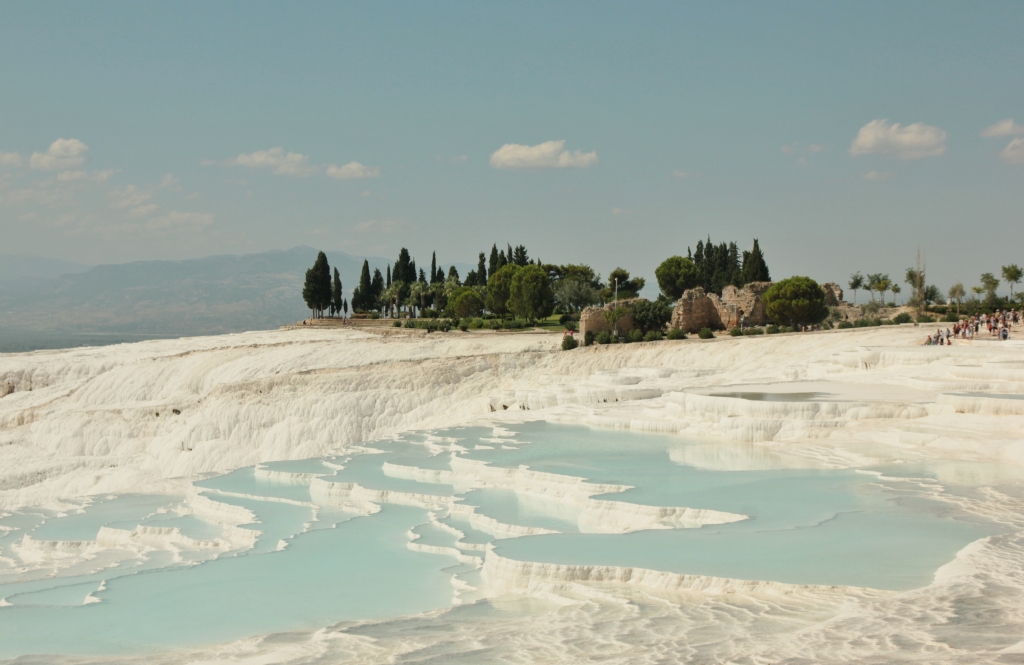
[0,247,472,351]
[0,253,91,282]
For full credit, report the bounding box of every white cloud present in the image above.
[781,144,798,155]
[30,138,89,170]
[489,140,597,169]
[234,147,318,177]
[108,185,151,209]
[326,161,380,179]
[159,173,179,188]
[127,204,158,217]
[862,170,895,181]
[808,144,826,153]
[672,170,702,179]
[981,119,1024,138]
[1002,138,1024,165]
[0,152,22,167]
[849,119,947,160]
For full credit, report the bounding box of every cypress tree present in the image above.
[354,259,372,312]
[430,252,438,284]
[386,264,392,288]
[489,245,499,277]
[497,250,507,270]
[513,244,529,266]
[371,268,384,304]
[435,265,445,283]
[741,239,770,283]
[447,265,460,285]
[477,252,487,284]
[419,268,427,283]
[332,267,342,317]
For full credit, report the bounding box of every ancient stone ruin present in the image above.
[670,281,772,332]
[821,282,844,307]
[579,299,640,339]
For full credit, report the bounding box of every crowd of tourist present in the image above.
[925,310,1019,345]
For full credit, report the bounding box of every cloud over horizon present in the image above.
[849,120,947,160]
[30,138,89,170]
[234,148,318,177]
[981,119,1024,138]
[489,140,597,169]
[326,161,380,179]
[1002,138,1024,164]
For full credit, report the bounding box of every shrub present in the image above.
[453,291,485,318]
[892,312,913,324]
[392,321,402,328]
[666,328,687,340]
[643,330,663,342]
[564,321,578,333]
[596,330,614,344]
[561,335,579,350]
[941,312,960,323]
[837,321,853,329]
[403,319,415,328]
[460,325,469,332]
[766,324,781,334]
[698,328,714,339]
[729,327,743,337]
[631,299,672,334]
[584,330,595,346]
[743,327,764,335]
[917,314,935,323]
[626,329,644,343]
[559,313,579,326]
[854,318,882,328]
[762,276,828,327]
[781,326,795,333]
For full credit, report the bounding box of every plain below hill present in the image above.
[0,246,439,352]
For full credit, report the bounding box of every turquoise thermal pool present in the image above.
[0,422,1002,658]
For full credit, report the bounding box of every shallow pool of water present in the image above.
[0,422,1004,658]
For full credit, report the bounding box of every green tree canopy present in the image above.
[331,267,342,316]
[1002,264,1022,299]
[351,259,373,312]
[630,299,673,334]
[508,264,554,321]
[453,290,485,318]
[655,256,700,300]
[603,267,645,301]
[486,264,519,318]
[301,251,332,317]
[740,239,770,283]
[762,276,828,327]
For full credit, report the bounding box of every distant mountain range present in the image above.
[0,247,471,352]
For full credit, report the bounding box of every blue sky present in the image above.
[1,2,1022,293]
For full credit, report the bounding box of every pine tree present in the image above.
[448,265,460,285]
[497,250,508,270]
[419,268,427,283]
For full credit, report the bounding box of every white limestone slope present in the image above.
[2,325,1024,663]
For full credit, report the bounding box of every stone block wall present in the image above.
[670,282,773,332]
[579,299,640,339]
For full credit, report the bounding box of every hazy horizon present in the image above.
[2,2,1023,297]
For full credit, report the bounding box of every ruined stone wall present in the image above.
[670,282,772,332]
[579,299,640,339]
[821,282,844,307]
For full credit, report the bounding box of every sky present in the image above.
[1,2,1023,295]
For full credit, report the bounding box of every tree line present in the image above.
[301,243,673,322]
